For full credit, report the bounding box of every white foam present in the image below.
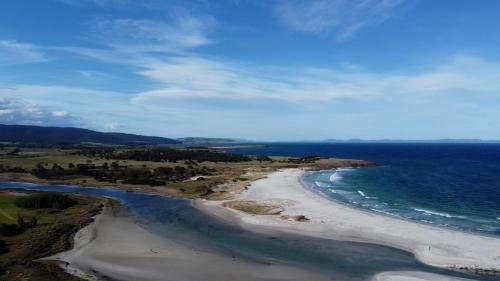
[356,190,375,199]
[413,208,466,219]
[329,173,342,182]
[336,168,353,172]
[371,208,396,217]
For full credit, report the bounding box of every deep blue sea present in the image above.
[230,143,500,236]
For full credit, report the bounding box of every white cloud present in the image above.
[274,0,411,39]
[3,54,500,139]
[0,97,79,126]
[103,122,123,130]
[131,54,500,104]
[0,40,47,65]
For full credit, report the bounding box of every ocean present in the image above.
[230,143,500,236]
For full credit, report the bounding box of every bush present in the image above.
[15,193,76,210]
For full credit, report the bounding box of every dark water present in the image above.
[0,181,489,281]
[231,143,500,236]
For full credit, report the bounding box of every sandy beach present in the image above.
[372,271,474,281]
[45,205,335,281]
[197,169,500,278]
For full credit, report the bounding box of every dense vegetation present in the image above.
[76,147,253,163]
[15,193,76,209]
[28,161,216,187]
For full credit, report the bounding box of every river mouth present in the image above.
[0,181,492,281]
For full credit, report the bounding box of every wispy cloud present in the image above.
[3,54,500,139]
[88,15,215,51]
[274,0,412,39]
[55,12,216,66]
[0,40,47,65]
[131,54,500,105]
[56,0,132,8]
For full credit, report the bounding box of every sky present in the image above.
[1,0,500,141]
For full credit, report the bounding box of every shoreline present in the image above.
[298,170,500,241]
[196,168,500,276]
[42,204,337,281]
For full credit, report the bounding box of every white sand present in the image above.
[373,271,473,281]
[45,206,334,281]
[197,169,500,272]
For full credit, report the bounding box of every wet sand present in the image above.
[45,206,335,281]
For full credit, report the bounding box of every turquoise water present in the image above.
[0,181,489,281]
[231,143,500,236]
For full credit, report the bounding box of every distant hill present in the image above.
[0,124,180,145]
[178,137,245,145]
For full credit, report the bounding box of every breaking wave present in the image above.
[413,208,467,219]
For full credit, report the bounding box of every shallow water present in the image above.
[0,181,492,281]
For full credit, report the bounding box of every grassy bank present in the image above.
[0,191,106,281]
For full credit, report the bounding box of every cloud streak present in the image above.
[131,54,500,105]
[88,15,216,51]
[274,0,411,39]
[0,40,47,65]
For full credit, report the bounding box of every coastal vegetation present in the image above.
[0,145,375,198]
[0,191,105,281]
[15,193,76,210]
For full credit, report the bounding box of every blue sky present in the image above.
[1,0,500,140]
